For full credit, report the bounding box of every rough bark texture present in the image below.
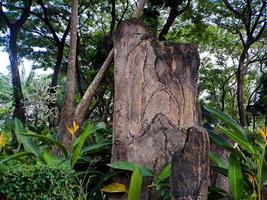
[10,28,26,123]
[112,19,208,199]
[171,127,209,200]
[57,0,78,153]
[0,0,33,124]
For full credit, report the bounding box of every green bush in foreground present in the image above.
[0,164,77,200]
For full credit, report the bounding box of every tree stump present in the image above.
[171,127,209,200]
[112,19,209,199]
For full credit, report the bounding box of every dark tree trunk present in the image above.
[56,0,78,153]
[51,43,64,88]
[237,49,248,128]
[158,7,178,41]
[112,19,209,200]
[9,27,26,123]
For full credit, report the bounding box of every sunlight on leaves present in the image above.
[101,183,127,193]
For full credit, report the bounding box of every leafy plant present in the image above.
[0,164,77,199]
[103,161,172,199]
[205,106,267,200]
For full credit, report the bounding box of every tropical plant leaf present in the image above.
[157,163,171,181]
[219,126,255,154]
[101,183,127,193]
[128,166,142,200]
[228,153,244,200]
[204,106,247,139]
[108,161,153,177]
[42,149,66,166]
[14,119,42,160]
[211,166,228,176]
[81,141,112,154]
[209,151,227,168]
[208,129,247,159]
[71,123,97,168]
[0,152,34,164]
[22,132,68,158]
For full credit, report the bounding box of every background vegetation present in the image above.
[0,0,266,199]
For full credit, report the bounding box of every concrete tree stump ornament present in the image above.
[112,19,209,200]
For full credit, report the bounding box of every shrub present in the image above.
[0,164,77,200]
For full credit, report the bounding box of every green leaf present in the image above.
[71,123,97,168]
[204,106,246,139]
[219,126,255,154]
[101,183,127,193]
[228,153,244,200]
[157,163,171,181]
[81,142,112,154]
[0,152,34,164]
[108,161,153,177]
[208,129,247,159]
[128,166,142,200]
[14,119,42,160]
[22,132,68,158]
[208,151,227,168]
[211,166,228,176]
[42,149,66,166]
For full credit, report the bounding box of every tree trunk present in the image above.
[112,19,208,199]
[57,0,78,152]
[237,49,248,128]
[73,0,147,126]
[9,27,26,123]
[51,43,64,89]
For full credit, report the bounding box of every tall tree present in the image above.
[57,0,78,152]
[0,0,33,123]
[221,0,266,127]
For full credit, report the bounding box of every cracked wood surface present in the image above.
[112,19,205,199]
[171,127,209,200]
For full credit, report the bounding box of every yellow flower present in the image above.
[246,173,255,184]
[0,133,6,148]
[258,126,267,145]
[66,121,79,137]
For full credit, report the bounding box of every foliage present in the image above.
[205,106,267,200]
[0,164,77,200]
[103,161,172,199]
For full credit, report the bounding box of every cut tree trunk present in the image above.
[112,19,209,199]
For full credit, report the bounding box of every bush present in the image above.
[0,164,77,200]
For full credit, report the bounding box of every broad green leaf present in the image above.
[208,129,233,147]
[208,129,247,160]
[204,106,246,139]
[14,118,24,142]
[42,149,66,166]
[108,161,153,177]
[219,126,255,154]
[81,142,112,154]
[0,152,34,164]
[128,166,142,200]
[71,123,97,168]
[157,163,171,181]
[13,119,42,160]
[22,132,68,158]
[228,153,244,200]
[211,166,228,176]
[101,183,127,193]
[208,151,227,168]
